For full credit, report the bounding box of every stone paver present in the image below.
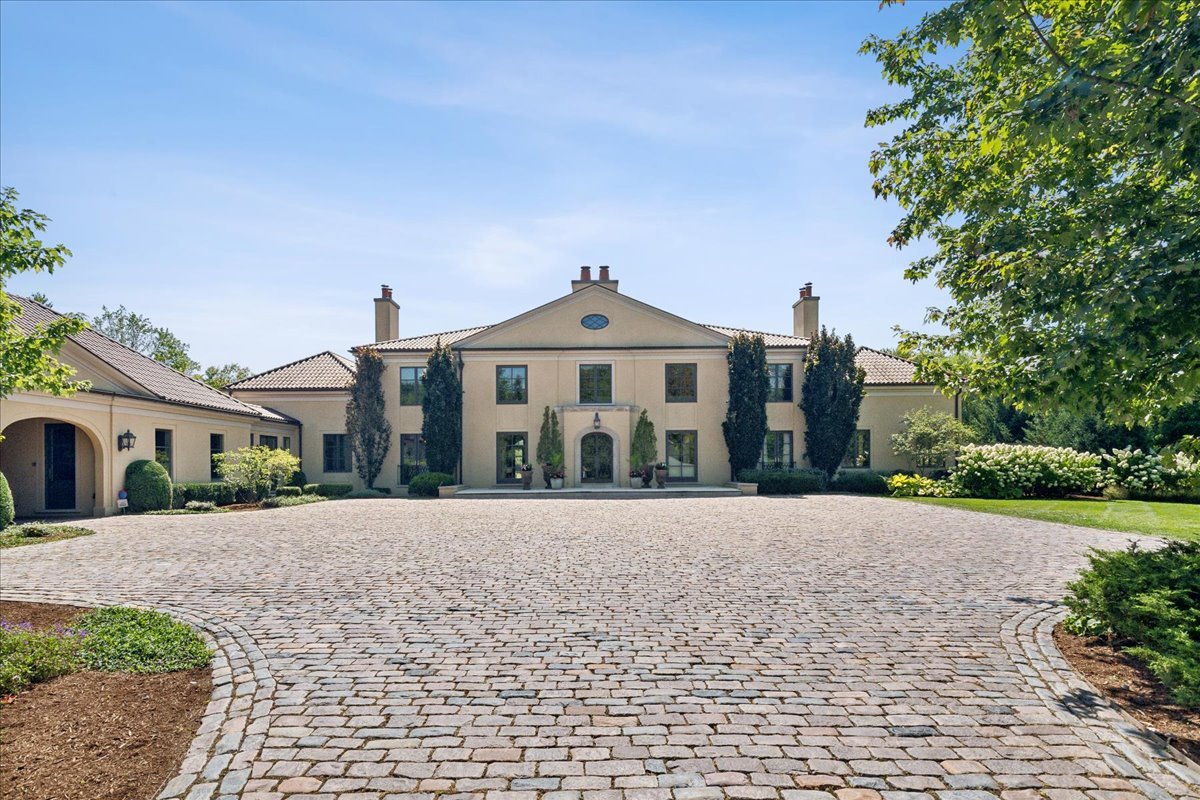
[0,496,1196,800]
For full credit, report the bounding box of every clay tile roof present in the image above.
[370,326,493,352]
[227,351,355,391]
[9,294,287,419]
[702,325,809,348]
[238,402,301,425]
[855,346,921,384]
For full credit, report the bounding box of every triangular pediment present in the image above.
[455,285,731,350]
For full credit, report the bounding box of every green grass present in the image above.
[0,523,95,549]
[900,497,1200,541]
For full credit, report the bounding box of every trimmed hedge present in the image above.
[261,494,326,508]
[829,470,891,495]
[125,460,172,513]
[408,472,456,497]
[288,470,308,488]
[737,468,826,495]
[0,471,13,531]
[276,486,302,497]
[174,482,236,507]
[302,483,319,495]
[311,483,353,497]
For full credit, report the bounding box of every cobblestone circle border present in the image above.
[0,588,274,800]
[1001,602,1200,798]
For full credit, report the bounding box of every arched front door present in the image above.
[580,432,614,484]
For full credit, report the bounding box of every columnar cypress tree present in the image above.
[722,333,769,480]
[421,340,462,476]
[537,406,554,466]
[346,346,392,489]
[801,326,865,478]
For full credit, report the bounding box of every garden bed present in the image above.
[1053,623,1200,763]
[0,601,212,800]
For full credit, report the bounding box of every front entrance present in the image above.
[44,423,76,510]
[580,432,614,484]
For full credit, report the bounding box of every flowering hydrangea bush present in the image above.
[887,473,955,497]
[1102,447,1163,492]
[949,444,1102,499]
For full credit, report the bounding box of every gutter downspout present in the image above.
[456,350,465,485]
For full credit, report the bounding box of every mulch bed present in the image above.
[1054,623,1200,763]
[0,601,213,800]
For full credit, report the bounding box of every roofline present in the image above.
[227,386,352,393]
[55,386,296,421]
[226,349,355,390]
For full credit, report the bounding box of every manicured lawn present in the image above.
[0,524,95,549]
[899,497,1200,541]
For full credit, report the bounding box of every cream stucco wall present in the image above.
[856,387,956,472]
[228,391,360,489]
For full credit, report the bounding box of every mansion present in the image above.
[1,268,952,515]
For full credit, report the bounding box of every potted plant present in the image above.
[654,461,669,488]
[630,410,658,489]
[629,468,642,488]
[520,464,533,490]
[549,452,565,490]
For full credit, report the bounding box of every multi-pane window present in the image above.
[578,364,613,404]
[496,432,527,483]
[759,431,794,470]
[665,363,697,403]
[209,433,224,480]
[767,364,793,403]
[323,433,351,473]
[399,434,427,485]
[258,434,279,449]
[283,436,291,452]
[496,366,528,404]
[400,367,426,406]
[155,429,173,477]
[666,431,698,481]
[842,430,871,468]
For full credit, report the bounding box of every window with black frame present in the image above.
[841,429,871,468]
[399,434,427,484]
[665,363,697,403]
[258,434,278,449]
[759,430,793,470]
[155,429,173,477]
[666,430,698,481]
[323,433,351,473]
[399,366,426,406]
[496,432,527,483]
[578,364,612,404]
[496,365,528,404]
[209,433,224,480]
[766,363,793,403]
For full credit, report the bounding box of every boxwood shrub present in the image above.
[408,472,456,497]
[829,470,891,495]
[276,486,302,497]
[737,469,826,495]
[125,460,172,513]
[311,483,354,497]
[288,470,308,488]
[302,483,320,495]
[174,482,236,507]
[0,471,13,531]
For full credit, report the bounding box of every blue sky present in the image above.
[1,0,945,372]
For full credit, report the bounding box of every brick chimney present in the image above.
[572,264,619,293]
[374,284,399,342]
[792,282,819,339]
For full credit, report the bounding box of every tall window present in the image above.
[496,365,528,404]
[399,434,427,485]
[578,364,613,404]
[209,433,224,480]
[665,363,697,403]
[400,367,426,406]
[842,430,871,468]
[666,431,698,481]
[323,433,351,473]
[759,431,793,470]
[258,434,279,449]
[282,436,291,452]
[154,429,173,477]
[767,364,793,403]
[496,432,527,483]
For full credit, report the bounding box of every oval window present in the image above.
[581,314,610,330]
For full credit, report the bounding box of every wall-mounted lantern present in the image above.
[117,429,137,451]
[593,412,601,430]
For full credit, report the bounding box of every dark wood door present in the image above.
[580,432,613,484]
[44,423,76,510]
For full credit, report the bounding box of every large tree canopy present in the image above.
[863,0,1200,424]
[91,305,200,375]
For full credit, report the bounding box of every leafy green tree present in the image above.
[1023,408,1095,451]
[1,187,89,399]
[631,409,658,472]
[962,394,1029,444]
[722,333,769,480]
[91,305,200,375]
[214,446,300,501]
[346,347,392,489]
[801,327,865,478]
[891,406,977,471]
[421,340,462,476]
[200,363,253,388]
[863,1,1200,424]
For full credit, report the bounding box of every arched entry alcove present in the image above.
[573,425,622,488]
[0,414,108,518]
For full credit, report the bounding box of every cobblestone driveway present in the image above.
[2,496,1197,800]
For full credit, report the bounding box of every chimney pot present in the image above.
[381,284,392,300]
[598,265,610,281]
[580,265,592,281]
